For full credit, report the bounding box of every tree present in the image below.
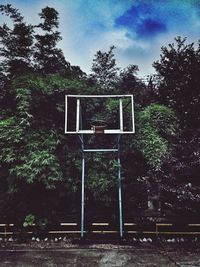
[34,7,69,75]
[0,4,34,78]
[153,36,200,131]
[117,64,149,106]
[133,104,177,170]
[90,46,119,92]
[0,72,90,221]
[153,37,200,215]
[2,4,191,224]
[0,4,34,116]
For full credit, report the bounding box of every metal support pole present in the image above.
[79,133,85,238]
[76,98,80,132]
[117,135,123,238]
[119,98,123,132]
[79,105,85,238]
[81,153,85,238]
[83,149,118,153]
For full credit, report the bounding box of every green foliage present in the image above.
[9,131,63,188]
[117,65,148,106]
[2,3,199,221]
[133,104,177,170]
[23,214,35,227]
[0,73,91,190]
[0,4,34,77]
[34,7,68,74]
[91,45,119,92]
[153,36,200,214]
[0,117,23,164]
[153,36,200,130]
[23,214,49,237]
[38,7,59,31]
[0,119,63,188]
[87,156,119,198]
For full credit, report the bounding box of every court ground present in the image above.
[0,243,199,266]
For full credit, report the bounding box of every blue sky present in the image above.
[1,0,200,77]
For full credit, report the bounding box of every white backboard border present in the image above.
[65,95,135,134]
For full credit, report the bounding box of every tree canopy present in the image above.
[0,5,199,225]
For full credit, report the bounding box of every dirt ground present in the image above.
[0,242,200,267]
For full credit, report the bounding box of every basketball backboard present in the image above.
[65,95,134,134]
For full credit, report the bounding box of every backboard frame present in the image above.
[65,94,135,134]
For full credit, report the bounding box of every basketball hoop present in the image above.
[92,125,106,134]
[91,117,107,134]
[64,94,135,239]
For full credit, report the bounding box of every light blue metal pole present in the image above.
[79,104,85,238]
[83,149,118,152]
[118,136,123,238]
[81,153,85,238]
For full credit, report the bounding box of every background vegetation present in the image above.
[0,5,199,226]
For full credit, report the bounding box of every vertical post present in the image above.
[118,135,123,238]
[119,98,123,132]
[76,98,80,132]
[65,95,68,133]
[67,96,84,237]
[131,95,135,133]
[81,152,85,238]
[79,105,85,238]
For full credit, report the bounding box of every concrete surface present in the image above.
[0,247,199,267]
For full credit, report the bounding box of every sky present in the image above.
[1,0,200,77]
